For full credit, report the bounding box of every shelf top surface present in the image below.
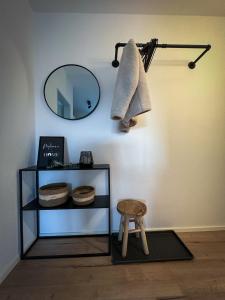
[23,195,110,210]
[20,164,110,171]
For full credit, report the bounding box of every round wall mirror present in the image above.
[43,64,100,120]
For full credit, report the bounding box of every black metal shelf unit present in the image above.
[19,164,111,259]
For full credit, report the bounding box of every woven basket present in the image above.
[72,186,95,206]
[39,183,69,207]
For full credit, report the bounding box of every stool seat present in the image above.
[117,199,149,258]
[117,199,147,217]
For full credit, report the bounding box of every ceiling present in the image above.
[29,0,225,16]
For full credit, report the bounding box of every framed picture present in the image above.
[37,136,64,169]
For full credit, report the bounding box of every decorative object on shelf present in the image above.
[72,186,95,206]
[79,151,94,167]
[117,199,149,258]
[43,64,100,120]
[38,182,69,207]
[37,136,64,169]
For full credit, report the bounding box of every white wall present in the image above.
[0,0,35,283]
[33,14,225,235]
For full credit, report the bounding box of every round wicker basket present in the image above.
[72,186,95,206]
[39,183,69,207]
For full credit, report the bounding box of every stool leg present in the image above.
[138,217,149,255]
[122,216,129,258]
[118,215,124,241]
[135,218,140,238]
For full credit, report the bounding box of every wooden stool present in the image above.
[117,199,149,258]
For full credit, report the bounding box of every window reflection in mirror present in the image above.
[44,65,100,120]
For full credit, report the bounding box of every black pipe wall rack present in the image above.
[112,39,211,71]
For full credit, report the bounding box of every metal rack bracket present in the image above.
[112,39,211,71]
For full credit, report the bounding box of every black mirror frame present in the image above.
[43,64,101,120]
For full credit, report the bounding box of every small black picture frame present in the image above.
[37,136,64,169]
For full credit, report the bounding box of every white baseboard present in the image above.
[145,225,225,232]
[40,230,108,237]
[40,225,225,237]
[112,225,225,233]
[0,255,20,285]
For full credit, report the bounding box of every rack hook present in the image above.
[112,43,120,67]
[112,59,119,68]
[188,62,196,69]
[188,44,211,69]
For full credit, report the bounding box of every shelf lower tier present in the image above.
[22,195,109,210]
[22,235,110,259]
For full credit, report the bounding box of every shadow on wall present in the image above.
[152,59,190,67]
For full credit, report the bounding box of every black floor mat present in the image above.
[111,230,193,264]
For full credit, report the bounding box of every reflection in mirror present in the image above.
[44,65,100,120]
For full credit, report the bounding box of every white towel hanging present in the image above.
[111,39,151,132]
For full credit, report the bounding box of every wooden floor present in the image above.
[26,236,108,257]
[1,231,225,300]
